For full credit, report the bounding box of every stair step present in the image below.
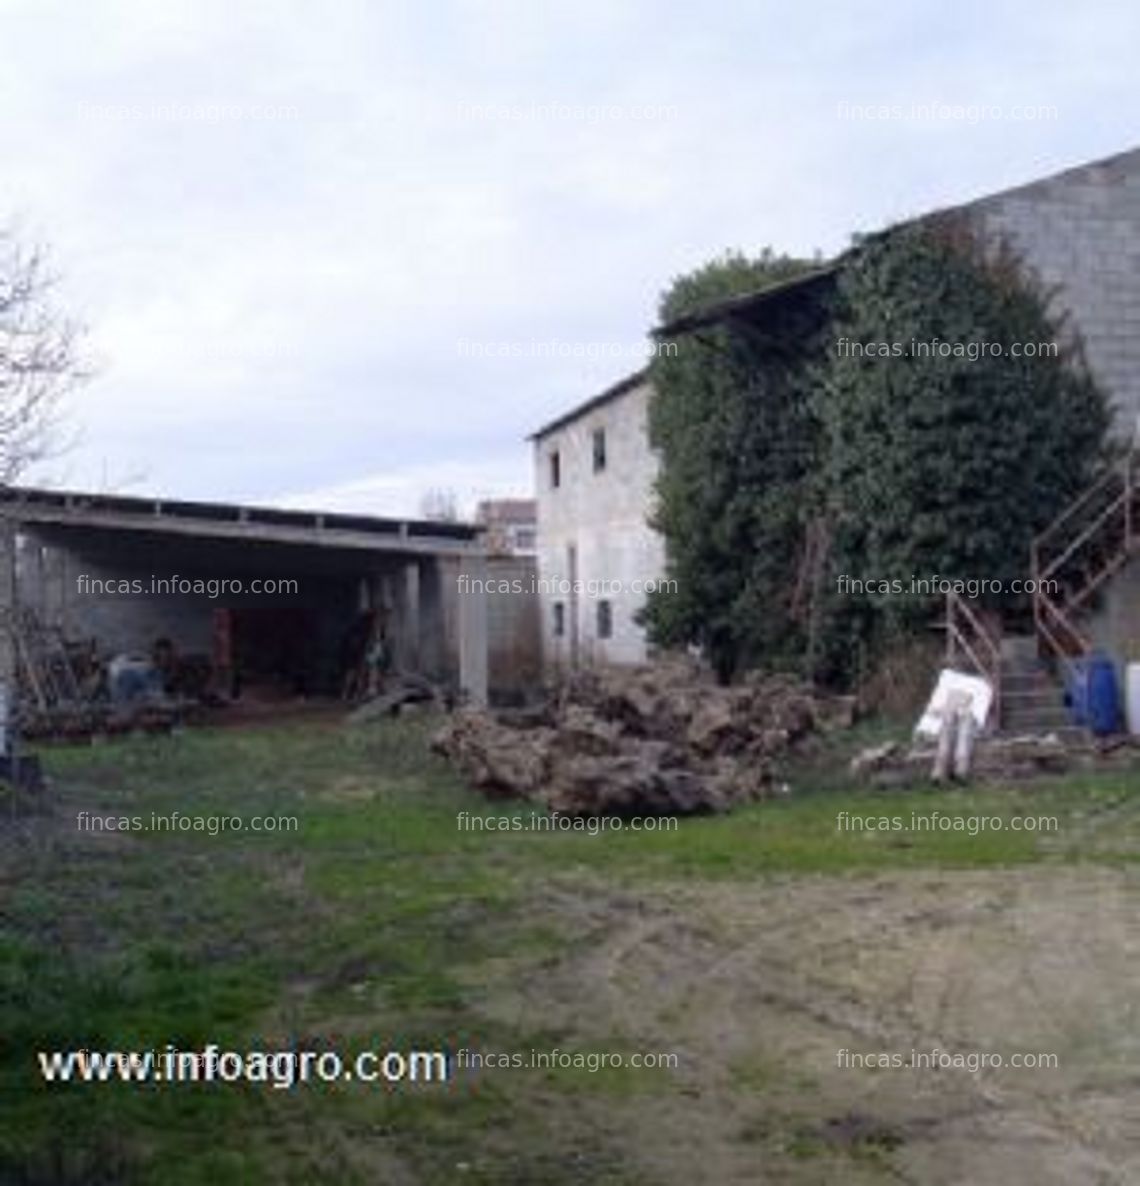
[1003,693,1068,708]
[1002,697,1069,709]
[999,635,1038,663]
[993,724,1090,743]
[1001,673,1057,690]
[1003,713,1073,729]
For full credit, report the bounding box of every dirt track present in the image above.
[469,867,1140,1184]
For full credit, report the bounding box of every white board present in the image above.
[915,668,994,740]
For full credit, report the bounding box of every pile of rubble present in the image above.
[851,730,1140,786]
[431,658,855,817]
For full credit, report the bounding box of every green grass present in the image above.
[2,717,1138,1183]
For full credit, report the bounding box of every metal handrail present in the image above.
[1032,456,1129,560]
[946,590,1002,726]
[1037,486,1128,584]
[1031,449,1138,668]
[1065,549,1129,614]
[1034,589,1092,658]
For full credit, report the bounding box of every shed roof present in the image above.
[0,484,483,555]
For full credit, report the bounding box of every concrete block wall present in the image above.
[19,530,216,655]
[485,555,541,696]
[440,554,541,698]
[966,148,1140,434]
[16,528,401,693]
[963,150,1140,676]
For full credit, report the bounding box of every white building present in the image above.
[531,369,666,668]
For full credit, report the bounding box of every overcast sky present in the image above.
[2,0,1137,517]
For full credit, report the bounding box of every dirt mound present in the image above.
[432,658,854,816]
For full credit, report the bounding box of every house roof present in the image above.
[528,368,649,441]
[533,143,1140,429]
[652,144,1140,340]
[651,265,839,339]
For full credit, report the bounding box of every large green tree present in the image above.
[644,250,827,679]
[815,218,1109,678]
[643,222,1110,687]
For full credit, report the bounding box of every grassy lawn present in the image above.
[2,717,1138,1184]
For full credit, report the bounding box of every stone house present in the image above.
[530,370,665,668]
[532,145,1140,687]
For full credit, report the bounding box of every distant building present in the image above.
[530,370,665,668]
[475,498,537,556]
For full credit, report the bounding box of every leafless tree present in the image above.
[0,229,86,483]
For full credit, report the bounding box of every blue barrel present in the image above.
[1065,654,1120,734]
[1063,657,1092,727]
[1087,655,1122,735]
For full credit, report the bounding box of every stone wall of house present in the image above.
[535,377,665,668]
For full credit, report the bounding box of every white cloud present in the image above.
[277,453,533,521]
[0,0,1135,506]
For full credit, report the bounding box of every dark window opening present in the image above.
[553,602,565,637]
[592,428,606,473]
[550,450,561,488]
[597,599,613,639]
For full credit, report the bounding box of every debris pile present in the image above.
[847,730,1140,785]
[432,659,855,817]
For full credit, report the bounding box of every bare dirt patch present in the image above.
[465,867,1140,1185]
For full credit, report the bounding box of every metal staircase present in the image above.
[944,451,1137,732]
[1031,450,1138,663]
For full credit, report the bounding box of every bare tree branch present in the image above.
[418,487,460,522]
[0,228,88,483]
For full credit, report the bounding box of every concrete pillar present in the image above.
[404,562,420,672]
[58,546,73,637]
[0,516,17,753]
[387,560,423,674]
[417,558,445,680]
[458,550,488,707]
[29,540,45,619]
[42,544,64,631]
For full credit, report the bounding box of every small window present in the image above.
[513,527,536,550]
[592,428,606,473]
[597,599,613,639]
[553,602,565,637]
[550,450,561,488]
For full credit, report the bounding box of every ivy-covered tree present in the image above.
[643,250,827,680]
[815,217,1109,678]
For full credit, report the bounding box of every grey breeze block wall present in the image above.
[965,147,1140,435]
[963,149,1140,671]
[438,553,541,698]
